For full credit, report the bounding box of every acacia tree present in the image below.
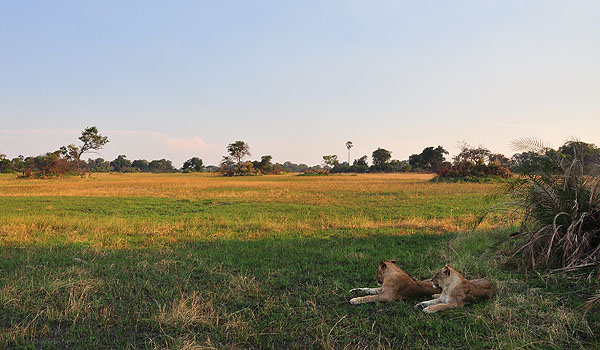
[322,155,339,169]
[63,127,109,169]
[227,141,251,167]
[219,141,251,176]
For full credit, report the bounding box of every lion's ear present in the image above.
[390,260,397,264]
[444,267,450,276]
[380,262,387,270]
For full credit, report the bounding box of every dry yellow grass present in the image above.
[0,173,504,248]
[0,172,493,204]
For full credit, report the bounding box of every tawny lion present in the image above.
[349,260,442,305]
[414,264,494,313]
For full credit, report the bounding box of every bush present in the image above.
[299,169,329,176]
[436,143,511,179]
[507,140,600,270]
[432,175,512,183]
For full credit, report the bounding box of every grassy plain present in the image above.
[0,173,598,349]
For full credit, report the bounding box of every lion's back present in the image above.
[469,278,494,299]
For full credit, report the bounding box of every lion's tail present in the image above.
[469,278,495,299]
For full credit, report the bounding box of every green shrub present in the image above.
[507,139,600,270]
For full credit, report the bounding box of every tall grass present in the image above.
[508,139,600,270]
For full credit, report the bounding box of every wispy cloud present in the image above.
[108,130,209,152]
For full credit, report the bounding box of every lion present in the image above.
[414,264,494,313]
[349,260,442,305]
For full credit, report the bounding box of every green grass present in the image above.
[0,174,598,349]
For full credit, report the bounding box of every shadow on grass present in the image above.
[1,233,599,349]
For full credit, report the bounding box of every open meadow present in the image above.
[1,173,599,349]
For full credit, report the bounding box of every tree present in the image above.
[370,148,393,172]
[279,161,309,173]
[372,148,392,166]
[322,155,339,169]
[558,140,600,173]
[558,140,599,160]
[11,156,26,176]
[346,141,353,165]
[86,158,111,172]
[409,146,448,172]
[351,155,369,173]
[219,156,236,176]
[488,153,510,167]
[390,159,411,172]
[252,155,276,174]
[148,159,175,173]
[110,155,131,172]
[59,144,79,162]
[0,154,11,173]
[453,142,490,165]
[131,159,149,172]
[65,127,109,169]
[32,151,64,178]
[227,141,251,166]
[182,157,204,172]
[438,143,511,179]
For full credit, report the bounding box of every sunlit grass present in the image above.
[0,173,597,348]
[0,173,503,248]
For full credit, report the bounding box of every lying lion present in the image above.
[414,264,494,313]
[349,260,442,305]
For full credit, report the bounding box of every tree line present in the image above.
[1,127,598,179]
[0,128,320,177]
[0,127,188,177]
[321,139,599,180]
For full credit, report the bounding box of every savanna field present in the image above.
[1,173,599,349]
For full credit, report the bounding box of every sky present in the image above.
[1,1,599,167]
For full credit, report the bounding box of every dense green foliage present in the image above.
[437,143,512,179]
[409,146,450,173]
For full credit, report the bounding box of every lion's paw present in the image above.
[422,306,434,314]
[414,302,426,310]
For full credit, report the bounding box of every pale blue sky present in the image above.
[1,1,599,166]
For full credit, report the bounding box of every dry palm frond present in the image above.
[505,139,600,270]
[583,291,600,315]
[510,137,552,153]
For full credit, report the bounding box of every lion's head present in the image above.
[431,264,454,289]
[375,260,397,285]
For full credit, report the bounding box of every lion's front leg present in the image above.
[349,287,383,295]
[349,293,393,305]
[423,302,457,313]
[414,297,442,310]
